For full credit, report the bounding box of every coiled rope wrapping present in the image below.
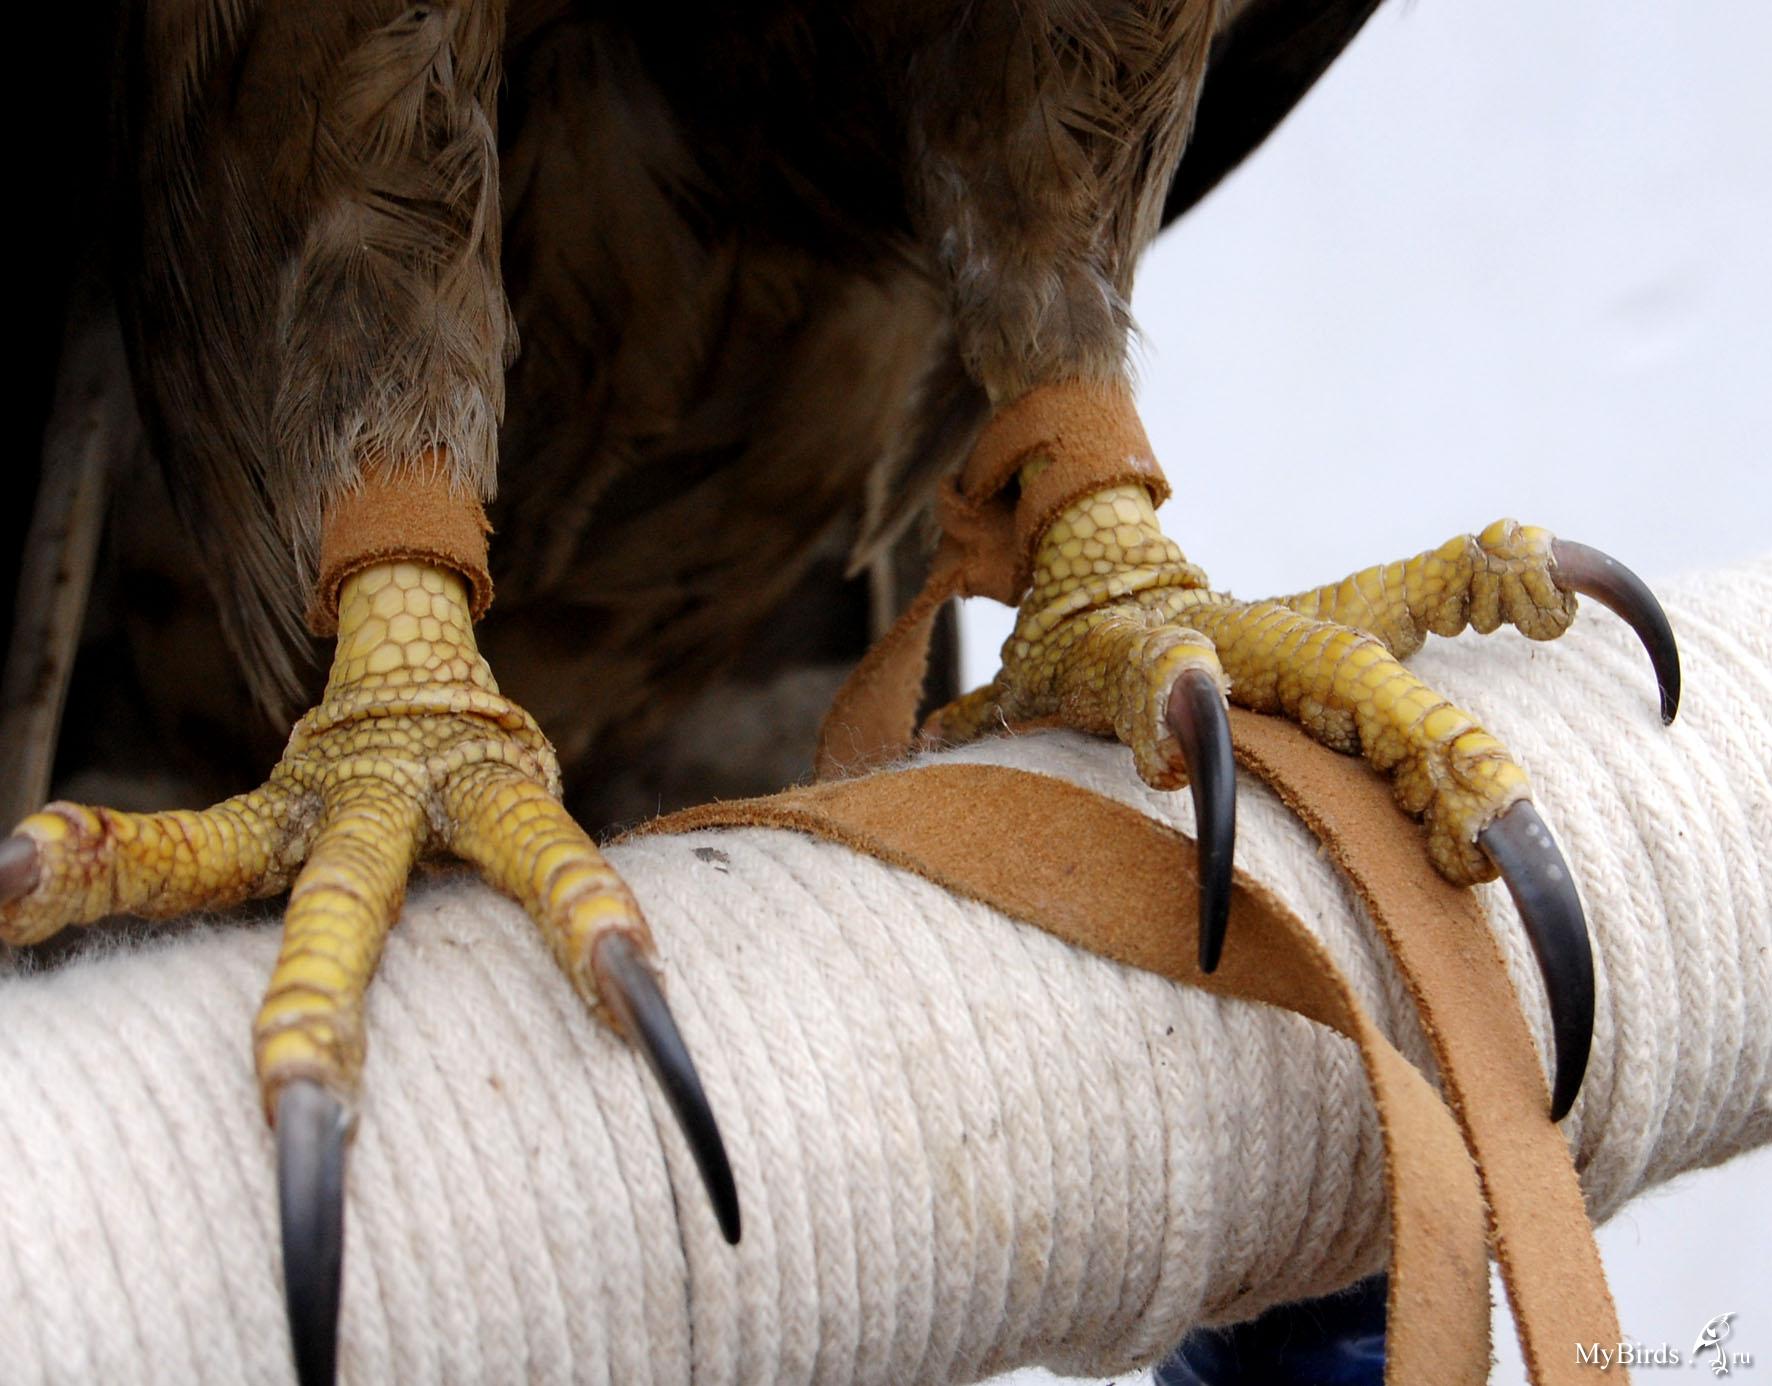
[0,559,1766,1384]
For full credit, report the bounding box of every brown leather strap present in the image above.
[816,381,1168,777]
[643,714,1622,1384]
[642,759,1491,1384]
[814,543,968,780]
[306,453,494,635]
[1232,713,1622,1385]
[963,380,1170,567]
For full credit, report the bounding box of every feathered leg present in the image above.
[909,0,1679,1120]
[4,5,737,1381]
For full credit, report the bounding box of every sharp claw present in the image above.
[276,1080,350,1386]
[1550,538,1682,725]
[593,932,742,1244]
[0,835,38,906]
[1477,802,1595,1121]
[1166,668,1237,973]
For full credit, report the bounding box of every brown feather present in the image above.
[34,0,1264,818]
[118,0,513,712]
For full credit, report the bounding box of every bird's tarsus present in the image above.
[0,835,38,906]
[1551,538,1682,725]
[1477,801,1595,1121]
[277,1080,350,1386]
[1166,668,1237,973]
[593,931,742,1244]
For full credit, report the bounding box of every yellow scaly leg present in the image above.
[0,560,739,1385]
[929,481,1680,1121]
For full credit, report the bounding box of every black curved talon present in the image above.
[1166,669,1238,974]
[594,932,742,1244]
[1550,538,1682,725]
[1477,802,1595,1121]
[0,835,38,906]
[276,1080,350,1386]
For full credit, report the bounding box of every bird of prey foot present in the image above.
[0,559,740,1383]
[3,1,1690,1380]
[927,493,1679,1121]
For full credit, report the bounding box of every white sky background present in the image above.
[977,0,1772,1380]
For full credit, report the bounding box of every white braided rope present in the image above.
[0,559,1766,1384]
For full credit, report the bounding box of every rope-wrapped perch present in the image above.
[0,559,1766,1384]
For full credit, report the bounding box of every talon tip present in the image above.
[595,933,742,1244]
[1478,802,1594,1121]
[277,1080,350,1386]
[1167,670,1236,974]
[1550,538,1682,728]
[0,836,38,907]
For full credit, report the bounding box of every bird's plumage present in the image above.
[3,12,1677,1377]
[8,0,1383,826]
